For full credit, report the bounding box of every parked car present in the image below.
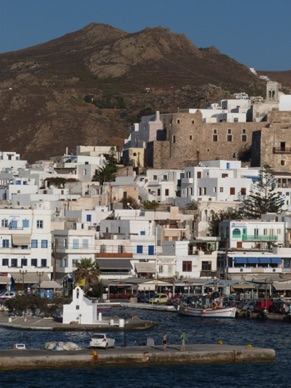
[0,291,16,300]
[148,293,169,304]
[137,291,156,303]
[89,333,115,349]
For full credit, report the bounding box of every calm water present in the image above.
[0,307,290,387]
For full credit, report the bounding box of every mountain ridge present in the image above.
[0,23,289,163]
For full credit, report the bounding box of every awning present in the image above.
[273,281,291,291]
[0,276,10,284]
[40,280,62,289]
[232,283,256,289]
[270,258,282,264]
[96,259,132,270]
[12,272,50,283]
[233,257,248,264]
[12,235,30,245]
[259,257,271,264]
[247,257,260,264]
[135,263,156,273]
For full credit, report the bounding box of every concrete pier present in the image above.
[0,344,275,370]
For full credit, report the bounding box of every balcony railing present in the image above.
[242,235,278,242]
[273,147,291,154]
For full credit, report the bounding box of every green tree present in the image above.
[92,162,117,184]
[92,147,118,184]
[241,165,283,219]
[74,258,100,294]
[142,200,159,210]
[208,208,241,237]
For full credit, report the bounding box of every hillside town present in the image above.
[1,80,291,300]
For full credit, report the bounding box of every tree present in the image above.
[208,208,241,237]
[92,147,118,184]
[241,165,283,219]
[73,258,100,294]
[92,162,117,184]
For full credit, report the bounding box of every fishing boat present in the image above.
[178,305,237,319]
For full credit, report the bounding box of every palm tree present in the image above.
[73,258,100,294]
[92,162,117,185]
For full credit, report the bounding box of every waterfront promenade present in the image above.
[0,343,276,370]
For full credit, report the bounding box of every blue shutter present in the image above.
[137,245,143,254]
[148,245,154,255]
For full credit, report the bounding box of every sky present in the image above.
[0,0,290,71]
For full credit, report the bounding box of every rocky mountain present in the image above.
[0,23,287,163]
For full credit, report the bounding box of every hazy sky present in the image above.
[1,0,290,71]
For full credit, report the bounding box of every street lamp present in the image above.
[36,271,44,291]
[19,269,27,294]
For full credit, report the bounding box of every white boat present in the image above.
[178,305,237,319]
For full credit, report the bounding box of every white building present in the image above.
[0,202,52,288]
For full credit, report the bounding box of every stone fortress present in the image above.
[123,81,291,172]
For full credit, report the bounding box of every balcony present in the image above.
[242,235,278,242]
[273,147,291,154]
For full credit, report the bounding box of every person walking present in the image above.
[181,331,187,352]
[163,332,167,351]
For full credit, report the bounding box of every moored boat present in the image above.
[178,305,237,319]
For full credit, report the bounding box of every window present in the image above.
[202,261,212,271]
[242,135,247,142]
[230,187,235,195]
[2,259,8,266]
[100,245,106,253]
[22,219,29,228]
[222,173,228,178]
[220,187,223,192]
[157,189,161,196]
[190,135,193,140]
[36,220,43,229]
[118,245,124,253]
[73,239,79,249]
[137,245,143,254]
[172,135,176,143]
[82,239,89,248]
[227,135,232,142]
[197,171,201,178]
[11,258,17,267]
[148,245,154,255]
[21,258,27,267]
[9,220,17,229]
[228,129,232,134]
[2,239,9,248]
[31,258,37,267]
[213,135,218,142]
[165,189,169,196]
[182,261,192,272]
[153,175,157,181]
[140,231,146,236]
[242,128,246,134]
[41,240,48,248]
[163,175,167,181]
[1,219,8,227]
[191,120,195,124]
[31,240,38,248]
[232,228,241,237]
[213,129,217,134]
[281,160,286,166]
[86,214,92,222]
[177,119,180,124]
[241,188,246,195]
[41,259,47,267]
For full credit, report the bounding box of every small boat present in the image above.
[178,305,237,319]
[96,304,112,311]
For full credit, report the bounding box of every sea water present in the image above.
[0,307,289,388]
